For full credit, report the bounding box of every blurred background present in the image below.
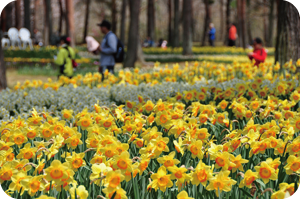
[0,0,299,89]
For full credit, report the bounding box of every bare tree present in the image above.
[24,0,31,33]
[275,0,300,65]
[0,39,7,90]
[83,0,91,43]
[240,0,246,49]
[33,0,39,31]
[44,0,50,46]
[66,0,75,47]
[1,8,6,32]
[111,0,117,33]
[246,0,252,44]
[263,0,268,44]
[147,0,156,42]
[182,0,193,54]
[267,0,275,47]
[236,0,246,48]
[43,0,53,45]
[225,0,232,45]
[168,0,172,46]
[58,0,64,35]
[5,3,13,31]
[201,0,212,46]
[15,0,21,29]
[173,0,180,47]
[120,0,127,43]
[65,0,70,36]
[124,0,141,68]
[220,0,224,41]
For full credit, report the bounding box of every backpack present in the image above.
[115,39,125,63]
[106,32,125,63]
[64,46,78,68]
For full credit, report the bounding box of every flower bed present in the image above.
[142,47,275,56]
[0,60,300,199]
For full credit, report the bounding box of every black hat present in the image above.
[97,20,111,30]
[253,37,263,44]
[60,35,71,45]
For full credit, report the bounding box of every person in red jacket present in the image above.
[248,37,267,67]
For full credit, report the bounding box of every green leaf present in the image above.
[111,191,117,199]
[218,187,222,199]
[255,179,266,189]
[240,188,252,198]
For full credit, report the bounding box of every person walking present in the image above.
[54,36,75,78]
[228,23,237,47]
[248,37,267,67]
[97,20,118,79]
[208,23,216,47]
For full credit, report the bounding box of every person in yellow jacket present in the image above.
[54,36,75,78]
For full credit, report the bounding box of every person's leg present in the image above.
[107,66,114,74]
[212,40,215,47]
[100,65,107,81]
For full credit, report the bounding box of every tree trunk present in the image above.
[267,0,275,47]
[44,0,50,46]
[225,0,232,45]
[201,0,211,46]
[236,0,244,47]
[246,0,252,44]
[33,0,39,31]
[58,0,64,36]
[111,0,117,33]
[173,0,180,47]
[137,40,146,64]
[236,0,240,46]
[263,0,268,44]
[120,0,127,43]
[48,0,53,44]
[15,0,21,29]
[65,0,70,36]
[275,0,300,65]
[66,0,75,47]
[44,0,53,45]
[4,3,13,31]
[240,0,246,49]
[83,0,91,43]
[168,0,172,46]
[24,0,31,33]
[147,0,155,42]
[124,0,141,68]
[220,0,224,41]
[1,8,6,32]
[0,39,7,90]
[191,0,194,42]
[182,0,193,54]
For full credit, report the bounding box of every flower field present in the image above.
[142,47,275,55]
[1,60,300,199]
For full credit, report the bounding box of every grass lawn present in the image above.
[6,69,57,88]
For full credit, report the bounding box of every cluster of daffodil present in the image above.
[4,45,58,52]
[142,47,275,55]
[1,60,300,121]
[11,60,300,90]
[4,45,93,65]
[197,55,275,64]
[4,57,91,64]
[1,76,300,199]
